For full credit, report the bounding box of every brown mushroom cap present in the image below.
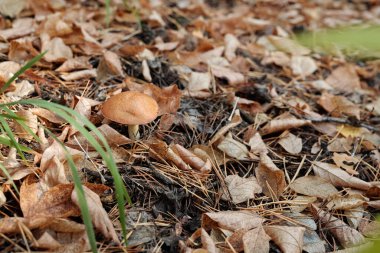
[101,91,159,125]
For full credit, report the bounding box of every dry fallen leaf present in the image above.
[289,176,339,199]
[243,225,270,253]
[260,114,311,135]
[326,194,366,210]
[13,109,38,141]
[97,50,124,82]
[217,132,249,160]
[248,132,268,155]
[310,204,365,248]
[325,64,361,91]
[221,175,262,204]
[41,34,73,63]
[278,131,303,154]
[332,153,360,175]
[255,153,286,198]
[312,162,371,191]
[290,56,318,78]
[202,211,264,231]
[71,185,119,243]
[264,225,305,253]
[267,35,310,56]
[318,92,361,119]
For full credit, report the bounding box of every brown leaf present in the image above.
[243,225,270,253]
[97,50,124,82]
[125,79,182,115]
[278,131,303,154]
[325,64,361,91]
[312,162,371,191]
[310,204,365,248]
[31,108,66,124]
[71,186,120,243]
[0,216,52,234]
[290,176,339,199]
[327,137,353,152]
[221,175,262,204]
[0,18,35,40]
[8,38,40,63]
[255,153,286,198]
[60,69,97,81]
[202,211,264,232]
[173,144,212,173]
[264,225,305,253]
[210,65,244,85]
[318,92,360,119]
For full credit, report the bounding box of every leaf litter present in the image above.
[0,0,380,252]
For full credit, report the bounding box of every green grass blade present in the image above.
[0,136,33,153]
[0,117,27,161]
[0,163,20,195]
[105,0,111,27]
[0,52,47,94]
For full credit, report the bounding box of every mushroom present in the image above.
[101,91,159,139]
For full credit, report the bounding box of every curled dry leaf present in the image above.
[202,211,264,232]
[221,175,262,204]
[173,144,212,173]
[264,225,305,253]
[200,228,218,253]
[31,107,66,124]
[260,115,311,135]
[312,162,371,191]
[289,176,339,199]
[71,185,119,243]
[255,153,286,198]
[243,225,270,253]
[60,69,97,81]
[318,92,360,119]
[278,131,303,154]
[43,156,70,187]
[217,132,249,160]
[210,65,244,85]
[310,204,365,248]
[325,64,361,91]
[8,38,40,63]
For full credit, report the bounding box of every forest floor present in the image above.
[0,0,380,252]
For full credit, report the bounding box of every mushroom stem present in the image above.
[128,124,140,140]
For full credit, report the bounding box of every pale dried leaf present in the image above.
[0,216,52,234]
[187,71,211,92]
[325,64,361,91]
[289,176,339,199]
[202,211,264,231]
[43,156,70,187]
[224,33,240,61]
[97,50,124,82]
[56,57,92,72]
[333,153,360,175]
[221,175,262,204]
[31,108,66,124]
[42,34,73,63]
[210,65,244,85]
[346,206,365,230]
[0,61,20,87]
[6,80,35,99]
[255,153,286,198]
[312,162,371,191]
[264,225,305,253]
[310,204,365,248]
[278,131,303,154]
[243,225,270,253]
[0,0,26,17]
[303,230,326,253]
[366,97,380,116]
[290,196,318,213]
[248,132,268,154]
[0,18,35,40]
[290,56,318,78]
[71,186,119,243]
[201,228,218,253]
[327,138,353,152]
[261,51,290,66]
[326,195,366,210]
[217,132,249,160]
